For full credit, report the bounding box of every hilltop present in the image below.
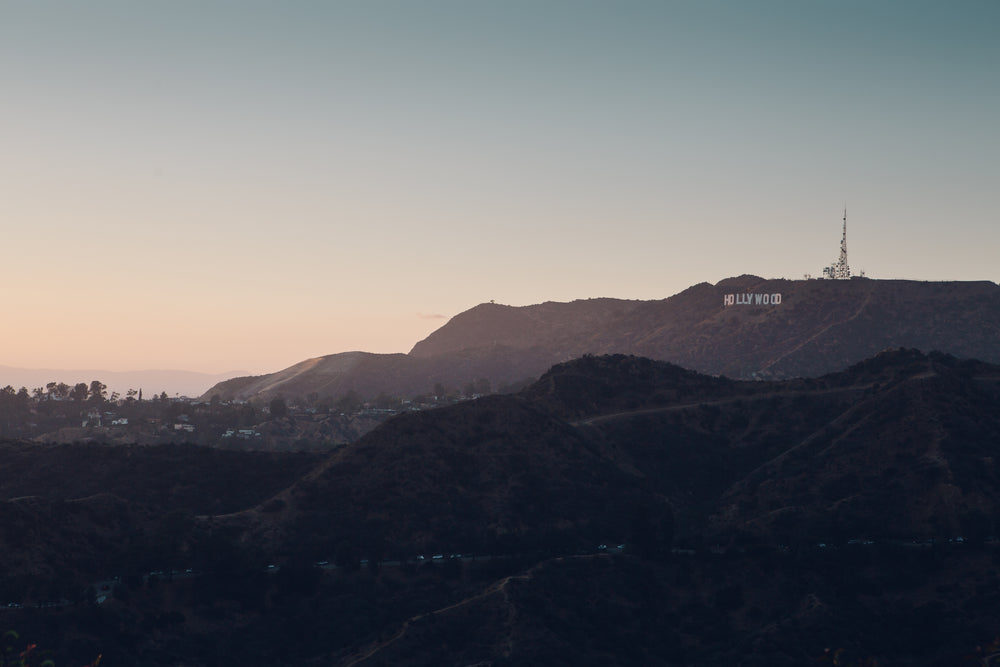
[202,276,1000,404]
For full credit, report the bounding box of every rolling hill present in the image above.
[7,349,1000,665]
[224,350,1000,560]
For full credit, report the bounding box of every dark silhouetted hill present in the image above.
[8,350,1000,665]
[242,393,672,559]
[0,441,321,515]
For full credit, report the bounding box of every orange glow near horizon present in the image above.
[2,2,997,375]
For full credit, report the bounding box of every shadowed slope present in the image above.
[247,394,671,559]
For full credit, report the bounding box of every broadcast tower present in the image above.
[823,208,851,280]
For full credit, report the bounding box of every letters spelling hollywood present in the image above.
[723,293,782,306]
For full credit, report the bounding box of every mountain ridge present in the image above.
[202,276,1000,403]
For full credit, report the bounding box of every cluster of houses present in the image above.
[62,392,472,446]
[78,404,264,440]
[222,428,262,440]
[79,407,265,440]
[82,410,129,428]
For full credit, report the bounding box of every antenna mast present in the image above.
[836,207,850,279]
[821,207,852,279]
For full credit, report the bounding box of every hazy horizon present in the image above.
[4,1,997,375]
[0,364,245,398]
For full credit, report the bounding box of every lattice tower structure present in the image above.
[822,208,852,279]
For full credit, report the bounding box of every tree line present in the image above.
[0,380,173,407]
[0,380,181,438]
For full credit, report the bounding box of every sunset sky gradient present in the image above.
[2,1,997,375]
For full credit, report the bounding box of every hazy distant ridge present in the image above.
[0,366,245,398]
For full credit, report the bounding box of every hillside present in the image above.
[231,350,1000,559]
[202,276,1000,403]
[242,392,672,560]
[8,350,1000,665]
[413,276,1000,378]
[0,441,321,515]
[526,351,1000,544]
[202,351,419,401]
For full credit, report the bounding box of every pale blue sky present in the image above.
[2,1,997,372]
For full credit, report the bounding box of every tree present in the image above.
[88,380,107,405]
[335,390,362,413]
[71,383,89,403]
[269,397,288,419]
[239,404,256,427]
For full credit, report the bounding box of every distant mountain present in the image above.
[0,365,245,398]
[202,276,1000,403]
[412,276,1000,378]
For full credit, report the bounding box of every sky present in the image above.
[2,0,998,375]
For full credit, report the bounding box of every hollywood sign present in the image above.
[723,293,782,306]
